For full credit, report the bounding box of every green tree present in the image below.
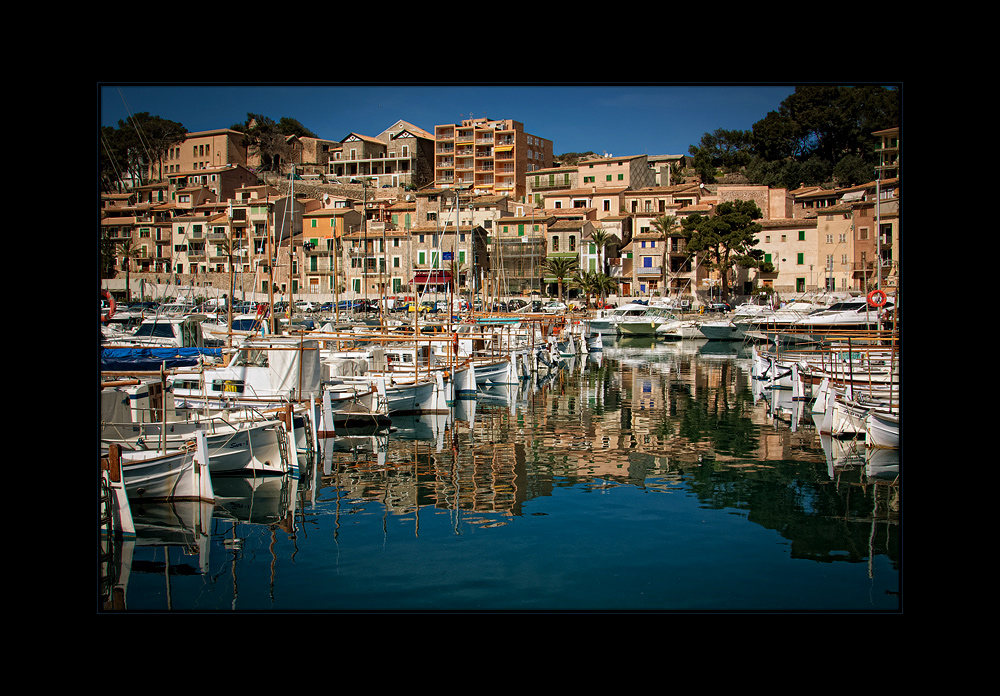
[570,270,603,309]
[237,113,296,173]
[680,200,764,302]
[688,128,753,183]
[541,256,579,304]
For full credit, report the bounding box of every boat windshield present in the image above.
[232,348,268,367]
[131,322,175,338]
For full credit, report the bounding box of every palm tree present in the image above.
[541,256,579,304]
[117,236,140,303]
[570,270,602,309]
[590,228,611,275]
[596,273,618,305]
[650,215,680,297]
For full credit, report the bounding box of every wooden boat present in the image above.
[866,410,900,449]
[110,431,215,503]
[101,378,293,476]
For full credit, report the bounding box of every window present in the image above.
[552,236,559,252]
[797,253,804,265]
[798,230,806,241]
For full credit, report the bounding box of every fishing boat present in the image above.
[866,410,900,449]
[109,431,215,503]
[101,377,293,476]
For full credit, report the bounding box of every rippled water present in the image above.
[103,337,901,613]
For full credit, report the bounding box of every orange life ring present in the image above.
[101,290,116,323]
[867,289,887,308]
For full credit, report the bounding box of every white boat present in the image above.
[112,431,215,503]
[587,303,653,336]
[736,298,835,342]
[787,296,895,339]
[866,410,900,449]
[656,318,705,339]
[698,303,771,341]
[617,307,679,336]
[170,338,327,409]
[101,378,293,476]
[200,313,271,344]
[105,315,208,349]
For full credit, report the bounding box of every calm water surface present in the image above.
[104,337,901,613]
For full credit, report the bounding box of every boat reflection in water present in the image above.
[104,334,900,613]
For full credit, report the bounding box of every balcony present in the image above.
[636,266,663,276]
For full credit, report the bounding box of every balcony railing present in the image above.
[636,266,663,276]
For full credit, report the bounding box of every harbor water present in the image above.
[102,336,901,612]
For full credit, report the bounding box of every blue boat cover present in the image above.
[101,347,222,371]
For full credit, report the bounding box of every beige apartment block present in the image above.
[541,187,627,220]
[577,154,654,191]
[754,218,820,296]
[150,129,248,180]
[434,118,552,199]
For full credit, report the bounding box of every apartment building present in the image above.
[493,214,554,294]
[577,155,654,190]
[619,184,707,297]
[433,118,552,199]
[328,120,435,189]
[298,207,364,296]
[753,218,820,296]
[526,166,578,206]
[150,129,248,180]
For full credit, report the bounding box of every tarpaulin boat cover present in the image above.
[101,347,222,371]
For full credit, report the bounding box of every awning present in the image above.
[411,270,452,284]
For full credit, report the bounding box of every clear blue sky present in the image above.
[99,83,799,157]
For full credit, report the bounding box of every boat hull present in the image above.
[119,445,213,502]
[866,411,900,449]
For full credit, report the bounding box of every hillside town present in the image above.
[99,116,900,309]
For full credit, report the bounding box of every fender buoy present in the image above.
[867,289,887,308]
[101,290,116,323]
[452,332,459,353]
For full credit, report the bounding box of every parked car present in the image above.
[706,302,732,313]
[295,301,318,313]
[542,301,568,314]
